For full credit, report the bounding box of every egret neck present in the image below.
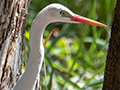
[13,12,49,90]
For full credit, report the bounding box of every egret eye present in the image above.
[60,11,72,17]
[60,11,66,15]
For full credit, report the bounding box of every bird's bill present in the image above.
[70,15,107,27]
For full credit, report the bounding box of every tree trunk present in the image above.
[102,0,120,90]
[0,0,27,90]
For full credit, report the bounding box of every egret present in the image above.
[12,3,106,90]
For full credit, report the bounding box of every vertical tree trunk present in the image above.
[0,0,27,90]
[102,0,120,90]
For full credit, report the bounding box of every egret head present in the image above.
[39,3,106,27]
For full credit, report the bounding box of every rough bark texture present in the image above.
[102,0,120,90]
[0,0,27,90]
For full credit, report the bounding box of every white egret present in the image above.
[12,3,106,90]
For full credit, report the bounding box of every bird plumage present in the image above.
[12,3,106,90]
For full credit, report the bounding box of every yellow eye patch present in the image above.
[60,11,71,17]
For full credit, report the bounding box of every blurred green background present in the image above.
[25,0,116,90]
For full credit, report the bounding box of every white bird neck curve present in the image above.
[29,13,49,52]
[27,12,49,89]
[12,12,49,90]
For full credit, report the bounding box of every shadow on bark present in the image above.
[102,0,120,90]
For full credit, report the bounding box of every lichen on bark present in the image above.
[0,0,27,89]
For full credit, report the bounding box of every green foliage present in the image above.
[25,0,116,89]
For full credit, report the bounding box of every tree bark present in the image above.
[0,0,27,90]
[102,0,120,90]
